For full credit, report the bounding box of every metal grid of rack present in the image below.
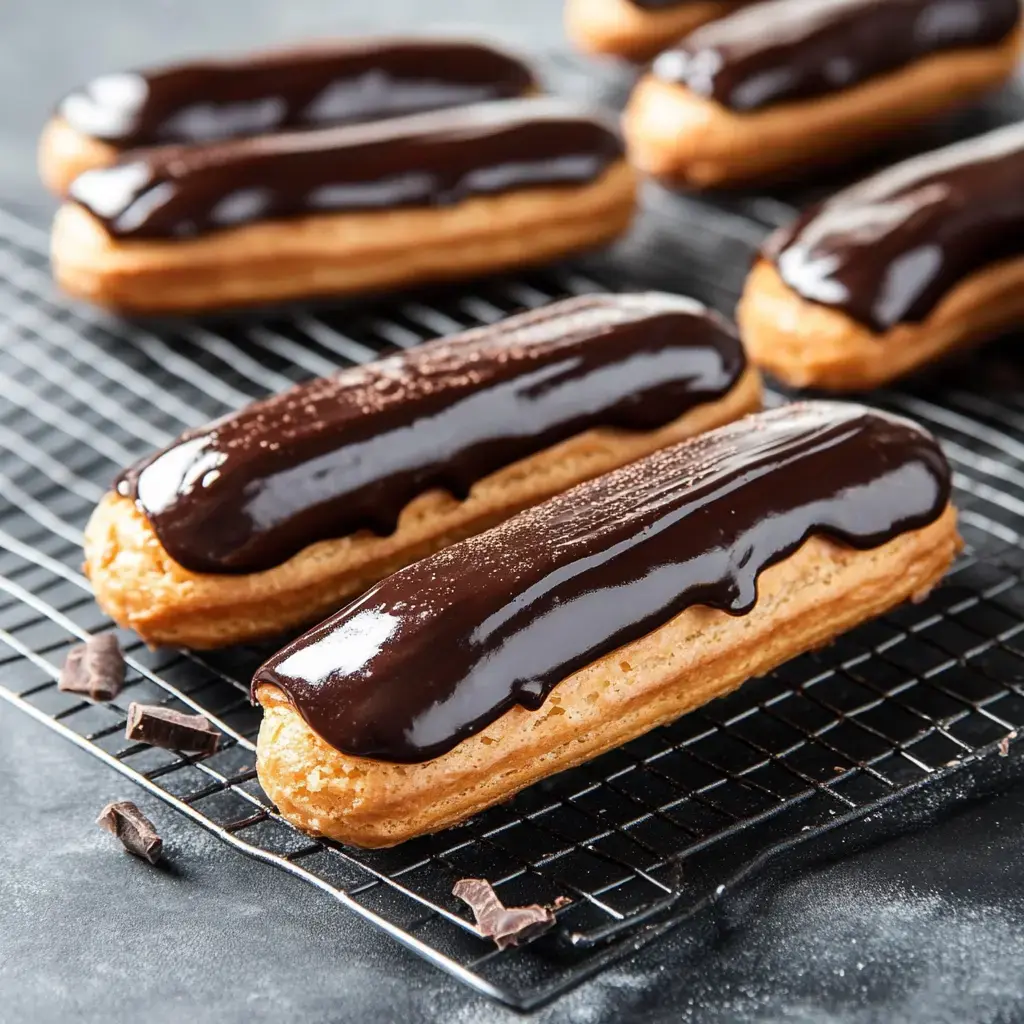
[4,57,1024,1010]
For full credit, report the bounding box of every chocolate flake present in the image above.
[125,703,220,753]
[58,634,125,702]
[453,878,557,949]
[96,801,163,864]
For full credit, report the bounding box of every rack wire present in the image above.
[4,59,1024,1010]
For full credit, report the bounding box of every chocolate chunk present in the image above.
[453,878,557,949]
[96,801,163,864]
[125,703,220,753]
[58,633,125,701]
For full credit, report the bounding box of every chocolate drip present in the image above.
[58,39,535,148]
[253,402,950,764]
[653,0,1019,111]
[763,122,1024,332]
[68,98,624,240]
[117,293,745,574]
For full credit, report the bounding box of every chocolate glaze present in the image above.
[763,122,1024,332]
[652,0,1019,112]
[116,293,745,575]
[253,402,951,764]
[57,39,535,148]
[67,98,624,240]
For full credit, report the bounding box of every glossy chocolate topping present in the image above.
[116,293,745,574]
[58,39,535,148]
[253,402,951,763]
[763,122,1024,332]
[652,0,1019,112]
[68,98,624,240]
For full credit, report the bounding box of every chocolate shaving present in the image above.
[998,731,1017,757]
[125,703,220,753]
[58,634,124,701]
[453,878,557,949]
[96,801,163,864]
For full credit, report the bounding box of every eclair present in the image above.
[738,122,1024,390]
[51,98,637,313]
[39,38,537,195]
[565,0,751,62]
[624,0,1022,186]
[252,402,960,848]
[84,293,761,648]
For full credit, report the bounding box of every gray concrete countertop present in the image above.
[3,4,1024,1022]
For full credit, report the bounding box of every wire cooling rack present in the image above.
[4,58,1024,1011]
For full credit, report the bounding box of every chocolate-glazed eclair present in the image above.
[84,293,761,648]
[566,1,753,62]
[624,0,1022,186]
[252,402,959,848]
[39,38,537,195]
[51,98,637,313]
[739,123,1024,390]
